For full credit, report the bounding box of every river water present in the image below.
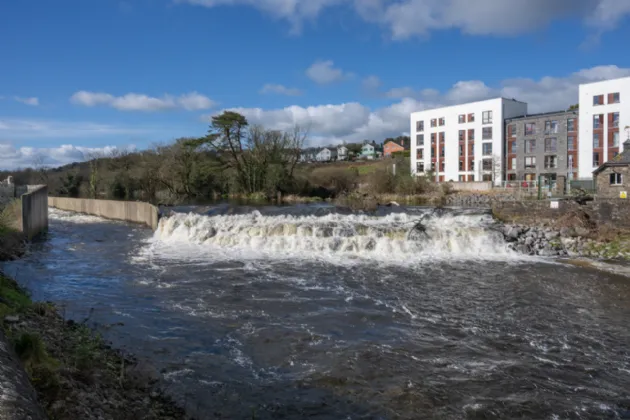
[3,205,630,419]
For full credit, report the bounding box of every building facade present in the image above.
[578,76,630,179]
[593,139,630,198]
[410,98,527,184]
[504,110,579,183]
[383,139,407,157]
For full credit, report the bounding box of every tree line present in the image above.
[2,112,309,203]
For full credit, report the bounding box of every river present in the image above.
[2,204,630,419]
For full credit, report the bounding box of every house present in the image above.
[316,147,338,162]
[383,137,409,157]
[593,138,630,198]
[337,146,349,161]
[361,143,376,160]
[300,147,319,162]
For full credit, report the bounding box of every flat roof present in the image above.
[579,75,630,86]
[410,97,527,115]
[505,109,577,121]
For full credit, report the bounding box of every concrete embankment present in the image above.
[48,197,159,230]
[20,185,49,240]
[0,329,47,420]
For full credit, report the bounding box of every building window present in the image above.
[544,120,558,134]
[593,133,601,148]
[612,112,619,128]
[459,175,465,181]
[459,130,465,141]
[544,137,557,153]
[525,139,536,154]
[431,162,435,171]
[416,121,424,132]
[510,141,517,154]
[544,155,558,169]
[567,118,576,132]
[568,136,576,151]
[482,110,493,124]
[417,162,424,172]
[525,156,536,169]
[431,133,436,144]
[467,113,475,123]
[458,114,465,123]
[468,129,475,141]
[610,173,622,185]
[613,131,620,148]
[439,117,445,126]
[440,148,445,157]
[482,127,492,140]
[593,152,600,166]
[482,143,493,155]
[459,144,464,156]
[416,134,424,145]
[508,124,516,137]
[459,161,464,171]
[470,160,475,171]
[525,123,536,136]
[439,132,445,142]
[568,155,574,169]
[431,118,437,128]
[430,147,435,158]
[482,158,493,171]
[610,92,620,104]
[593,95,604,106]
[417,149,424,160]
[510,157,516,170]
[593,114,603,129]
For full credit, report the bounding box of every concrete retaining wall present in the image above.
[21,185,48,240]
[450,182,493,192]
[48,197,159,229]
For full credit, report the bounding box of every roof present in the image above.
[593,139,630,174]
[410,97,527,115]
[384,138,409,148]
[506,109,578,122]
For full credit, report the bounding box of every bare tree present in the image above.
[85,151,108,198]
[32,154,48,184]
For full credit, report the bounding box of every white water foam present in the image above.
[137,210,531,265]
[49,208,111,224]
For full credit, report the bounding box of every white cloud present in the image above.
[0,143,133,170]
[0,118,152,140]
[203,65,630,147]
[259,84,303,96]
[305,60,351,84]
[70,90,216,112]
[14,97,39,106]
[176,0,630,40]
[362,75,382,90]
[175,0,341,34]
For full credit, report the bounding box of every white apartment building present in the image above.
[578,76,630,179]
[410,98,528,185]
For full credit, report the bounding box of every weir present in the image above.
[154,208,513,260]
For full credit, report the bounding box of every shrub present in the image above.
[309,166,359,194]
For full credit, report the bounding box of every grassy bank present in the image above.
[0,200,26,260]
[0,270,186,419]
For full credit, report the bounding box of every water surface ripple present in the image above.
[2,206,630,420]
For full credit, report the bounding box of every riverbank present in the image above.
[0,271,186,419]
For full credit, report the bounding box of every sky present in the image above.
[1,0,630,170]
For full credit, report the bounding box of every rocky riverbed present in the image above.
[500,224,630,259]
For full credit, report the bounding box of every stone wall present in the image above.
[450,181,493,192]
[48,197,159,230]
[594,166,630,199]
[0,185,15,207]
[492,198,630,229]
[21,185,48,240]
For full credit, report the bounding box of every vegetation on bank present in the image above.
[0,271,186,419]
[0,200,26,260]
[0,111,441,206]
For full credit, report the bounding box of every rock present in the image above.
[545,231,560,240]
[515,244,531,255]
[524,236,534,246]
[574,226,590,237]
[4,315,20,323]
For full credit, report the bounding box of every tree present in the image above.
[568,104,579,110]
[85,151,107,198]
[198,111,307,194]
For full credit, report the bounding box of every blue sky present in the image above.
[2,0,630,169]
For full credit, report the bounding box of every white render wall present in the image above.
[578,76,630,179]
[409,98,527,185]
